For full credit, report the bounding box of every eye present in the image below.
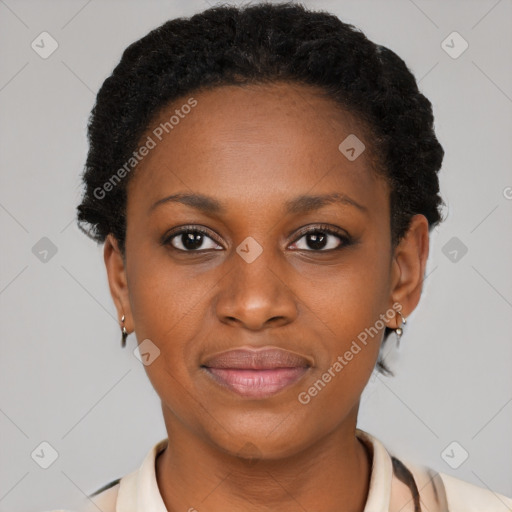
[289,224,351,252]
[163,226,223,252]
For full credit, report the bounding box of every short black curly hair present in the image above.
[77,1,445,376]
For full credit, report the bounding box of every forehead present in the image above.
[127,82,387,214]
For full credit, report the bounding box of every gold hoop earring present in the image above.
[121,314,128,348]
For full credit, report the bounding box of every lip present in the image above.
[201,347,312,399]
[202,347,312,369]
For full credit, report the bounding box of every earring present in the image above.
[395,311,407,348]
[121,314,128,348]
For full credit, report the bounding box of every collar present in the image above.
[115,428,393,511]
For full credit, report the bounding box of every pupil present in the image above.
[183,232,203,250]
[308,232,327,250]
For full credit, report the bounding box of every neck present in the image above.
[155,404,371,512]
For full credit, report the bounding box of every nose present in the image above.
[214,247,298,330]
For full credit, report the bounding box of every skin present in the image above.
[104,81,429,512]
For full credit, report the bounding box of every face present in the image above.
[105,81,429,459]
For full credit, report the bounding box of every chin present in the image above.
[202,416,310,461]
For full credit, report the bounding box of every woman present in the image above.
[54,2,512,511]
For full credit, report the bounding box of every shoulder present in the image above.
[438,471,512,512]
[47,437,168,512]
[79,477,122,512]
[404,460,512,512]
[357,429,512,512]
[44,477,122,512]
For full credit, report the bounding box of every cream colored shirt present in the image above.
[50,429,512,512]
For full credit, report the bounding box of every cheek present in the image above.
[127,266,198,419]
[125,247,211,394]
[298,287,386,423]
[311,244,391,338]
[126,243,204,337]
[300,245,391,403]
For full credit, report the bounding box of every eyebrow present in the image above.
[285,192,368,214]
[148,192,368,215]
[149,193,225,215]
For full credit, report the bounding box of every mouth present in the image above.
[201,347,312,399]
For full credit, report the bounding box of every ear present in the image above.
[387,214,430,328]
[104,234,133,332]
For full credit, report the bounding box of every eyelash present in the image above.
[161,224,352,252]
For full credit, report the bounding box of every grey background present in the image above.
[1,0,511,510]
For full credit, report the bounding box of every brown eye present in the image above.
[163,227,223,252]
[289,225,351,252]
